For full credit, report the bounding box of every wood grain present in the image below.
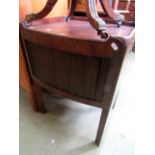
[19,43,39,112]
[20,15,135,145]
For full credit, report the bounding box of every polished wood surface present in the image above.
[99,0,124,25]
[19,0,68,112]
[25,0,58,23]
[86,0,107,38]
[26,18,134,39]
[67,0,126,38]
[19,0,68,20]
[21,17,134,59]
[66,0,78,21]
[19,43,39,112]
[20,0,135,146]
[20,16,134,145]
[114,0,135,21]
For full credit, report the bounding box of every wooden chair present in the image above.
[112,0,135,21]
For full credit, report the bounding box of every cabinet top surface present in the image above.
[24,17,134,41]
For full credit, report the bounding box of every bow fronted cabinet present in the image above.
[20,0,135,146]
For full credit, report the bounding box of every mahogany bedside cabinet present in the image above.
[20,0,135,146]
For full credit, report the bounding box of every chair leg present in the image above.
[33,81,47,113]
[95,109,109,146]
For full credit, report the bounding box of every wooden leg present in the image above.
[33,81,47,113]
[27,85,39,112]
[19,45,39,112]
[95,109,109,146]
[66,0,78,21]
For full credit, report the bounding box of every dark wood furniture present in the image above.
[19,0,69,112]
[70,0,135,22]
[19,43,39,112]
[113,0,135,21]
[67,0,125,27]
[20,0,135,146]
